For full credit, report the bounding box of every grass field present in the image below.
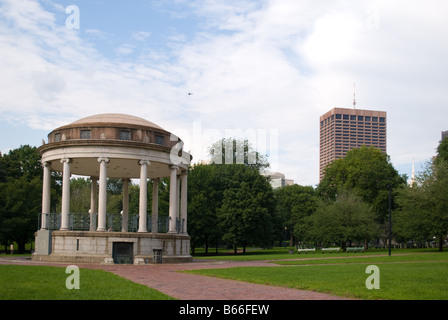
[187,250,448,300]
[193,247,440,261]
[1,248,447,300]
[0,265,175,300]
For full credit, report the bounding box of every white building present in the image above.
[262,172,294,189]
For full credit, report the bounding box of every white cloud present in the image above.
[132,31,151,42]
[115,44,134,56]
[0,0,447,186]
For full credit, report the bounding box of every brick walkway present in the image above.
[0,257,350,300]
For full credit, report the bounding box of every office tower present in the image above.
[442,130,448,140]
[319,107,387,181]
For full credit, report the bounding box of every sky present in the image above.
[0,0,447,187]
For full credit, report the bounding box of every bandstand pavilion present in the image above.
[32,113,193,264]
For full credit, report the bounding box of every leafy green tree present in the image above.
[70,177,91,213]
[317,146,406,226]
[395,159,448,251]
[0,145,43,253]
[310,190,378,249]
[218,165,275,253]
[394,184,433,245]
[188,136,278,254]
[208,138,270,171]
[436,137,448,162]
[274,184,317,246]
[0,145,42,180]
[188,138,276,254]
[187,164,222,254]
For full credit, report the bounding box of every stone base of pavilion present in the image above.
[32,230,193,264]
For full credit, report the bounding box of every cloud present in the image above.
[0,0,447,186]
[132,31,151,42]
[32,69,66,100]
[115,44,134,56]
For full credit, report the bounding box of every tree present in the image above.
[187,164,222,254]
[188,138,276,254]
[317,146,406,226]
[394,184,433,246]
[208,138,270,171]
[310,190,378,249]
[273,184,317,246]
[0,145,42,180]
[395,159,448,251]
[218,165,275,253]
[0,145,43,253]
[436,137,448,162]
[70,177,91,213]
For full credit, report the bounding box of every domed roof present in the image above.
[70,113,165,130]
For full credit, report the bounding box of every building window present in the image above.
[365,116,371,122]
[372,117,378,122]
[54,133,61,142]
[335,114,342,119]
[343,114,349,120]
[80,130,91,139]
[119,130,131,140]
[379,117,386,123]
[358,116,364,121]
[155,134,165,145]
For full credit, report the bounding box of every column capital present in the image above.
[60,158,71,164]
[42,161,52,168]
[139,159,151,166]
[98,157,110,163]
[169,165,179,171]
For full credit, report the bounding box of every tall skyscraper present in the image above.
[319,107,387,181]
[442,130,448,140]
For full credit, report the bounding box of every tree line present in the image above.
[0,138,447,253]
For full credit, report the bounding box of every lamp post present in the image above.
[388,185,392,256]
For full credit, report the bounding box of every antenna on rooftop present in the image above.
[353,82,356,109]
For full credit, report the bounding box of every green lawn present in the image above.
[193,247,439,261]
[187,251,448,300]
[0,265,175,300]
[2,249,447,300]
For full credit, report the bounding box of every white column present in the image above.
[151,178,159,233]
[180,170,188,235]
[97,157,109,232]
[168,165,179,233]
[122,178,129,232]
[41,161,52,230]
[138,160,150,232]
[89,177,98,231]
[177,175,180,221]
[60,158,71,231]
